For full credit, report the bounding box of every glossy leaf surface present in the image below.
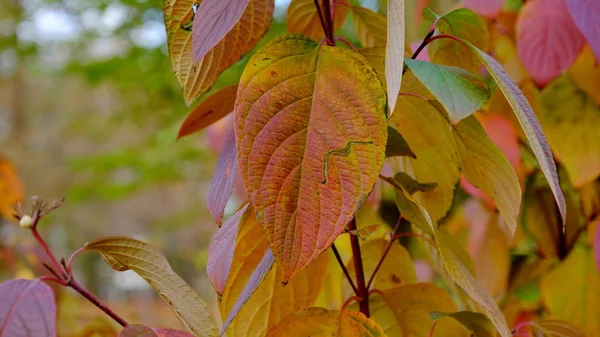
[85,237,218,337]
[235,35,387,281]
[0,279,56,337]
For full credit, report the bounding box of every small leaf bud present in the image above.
[19,215,34,229]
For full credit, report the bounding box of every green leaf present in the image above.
[453,116,521,236]
[404,59,490,123]
[424,8,489,73]
[460,40,567,226]
[430,311,495,337]
[386,126,416,158]
[85,237,219,337]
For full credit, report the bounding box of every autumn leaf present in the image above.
[424,8,489,73]
[352,6,387,48]
[569,46,600,106]
[459,39,567,226]
[164,0,273,105]
[192,0,250,63]
[119,325,158,337]
[177,85,238,139]
[286,0,349,41]
[516,0,584,85]
[0,156,23,218]
[343,238,416,298]
[265,308,387,337]
[206,127,238,225]
[537,75,600,187]
[453,116,521,236]
[463,0,504,18]
[541,245,600,336]
[404,59,490,123]
[219,205,328,336]
[0,279,56,337]
[392,172,437,195]
[534,320,586,337]
[387,72,461,223]
[85,237,219,337]
[430,311,495,337]
[368,284,469,337]
[385,0,405,115]
[565,0,600,62]
[385,126,415,159]
[235,35,387,281]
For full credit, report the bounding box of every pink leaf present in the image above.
[516,0,585,85]
[207,126,238,225]
[220,248,275,335]
[152,328,196,337]
[595,220,600,273]
[192,0,251,63]
[0,279,56,337]
[206,203,249,295]
[565,0,600,62]
[464,0,504,18]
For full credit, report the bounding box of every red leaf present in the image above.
[206,203,248,295]
[192,0,251,63]
[0,279,56,337]
[516,0,585,85]
[207,126,238,225]
[464,0,504,18]
[565,0,600,62]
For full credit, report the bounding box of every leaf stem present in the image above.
[67,278,128,327]
[331,243,359,296]
[32,228,65,278]
[322,0,336,44]
[348,218,370,317]
[366,216,402,290]
[313,0,335,46]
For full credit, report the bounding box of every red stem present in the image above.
[322,0,335,43]
[366,217,402,290]
[348,218,370,317]
[335,37,358,51]
[314,0,335,46]
[67,278,128,327]
[32,229,65,278]
[331,243,359,296]
[67,247,85,275]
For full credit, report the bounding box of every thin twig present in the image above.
[366,216,402,290]
[32,229,64,275]
[67,278,128,327]
[348,218,370,317]
[331,243,359,296]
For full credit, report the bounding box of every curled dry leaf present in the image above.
[164,0,273,105]
[177,85,238,139]
[85,237,219,337]
[235,35,387,282]
[286,0,349,42]
[0,279,56,337]
[516,0,584,85]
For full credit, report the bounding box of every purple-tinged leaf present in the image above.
[220,248,275,336]
[206,203,249,296]
[119,325,158,337]
[192,0,251,63]
[0,279,56,337]
[460,40,567,227]
[595,220,600,273]
[207,126,238,225]
[516,0,585,85]
[565,0,600,62]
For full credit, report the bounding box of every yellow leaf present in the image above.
[265,308,387,337]
[569,46,600,106]
[541,245,600,337]
[388,72,461,223]
[369,284,469,337]
[286,0,349,41]
[219,206,328,336]
[164,0,273,105]
[343,238,416,298]
[453,116,521,237]
[490,35,529,85]
[430,311,495,337]
[0,155,23,218]
[352,6,387,47]
[84,237,219,337]
[539,75,600,187]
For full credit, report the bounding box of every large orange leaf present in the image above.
[177,85,238,139]
[516,0,584,86]
[541,245,600,336]
[219,205,328,336]
[164,0,273,106]
[235,35,387,281]
[286,0,349,42]
[0,156,23,218]
[265,308,387,337]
